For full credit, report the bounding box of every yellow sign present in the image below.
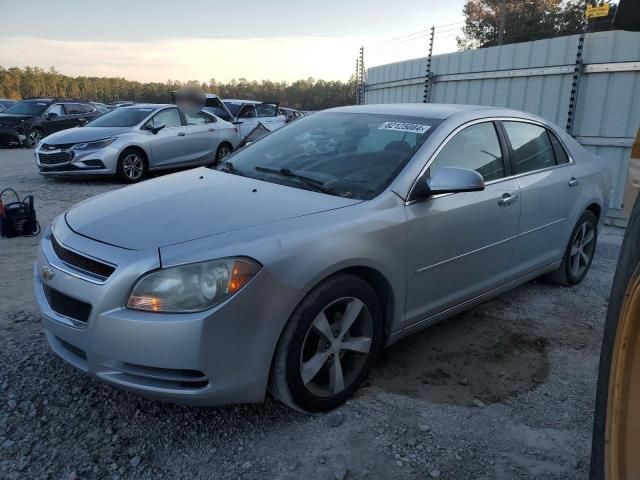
[586,3,610,19]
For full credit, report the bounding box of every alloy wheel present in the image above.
[122,153,144,181]
[217,144,231,162]
[27,130,42,148]
[299,297,373,397]
[570,221,596,277]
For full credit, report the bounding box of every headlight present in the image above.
[127,258,261,313]
[73,137,116,151]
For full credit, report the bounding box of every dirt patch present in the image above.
[370,313,550,406]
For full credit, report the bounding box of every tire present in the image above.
[547,210,598,285]
[26,128,44,148]
[269,274,384,412]
[214,142,233,166]
[117,148,148,184]
[590,197,640,479]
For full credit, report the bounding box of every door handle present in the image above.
[498,193,519,207]
[208,128,215,131]
[177,132,186,136]
[569,177,580,187]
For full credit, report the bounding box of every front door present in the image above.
[185,110,220,164]
[146,107,192,168]
[44,104,75,134]
[405,121,521,325]
[500,121,582,276]
[236,104,258,138]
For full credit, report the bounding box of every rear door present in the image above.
[404,121,521,325]
[500,120,581,276]
[185,110,219,164]
[145,107,192,168]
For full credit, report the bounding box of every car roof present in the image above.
[326,103,537,120]
[223,99,262,105]
[120,103,171,109]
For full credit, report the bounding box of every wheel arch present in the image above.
[119,144,149,164]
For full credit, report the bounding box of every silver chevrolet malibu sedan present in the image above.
[35,104,241,183]
[34,104,611,412]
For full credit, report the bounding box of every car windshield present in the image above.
[223,102,241,116]
[4,100,49,115]
[220,112,441,200]
[85,106,154,127]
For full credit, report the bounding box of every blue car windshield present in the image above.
[86,107,155,127]
[220,112,442,200]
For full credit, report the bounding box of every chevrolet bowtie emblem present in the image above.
[41,265,55,281]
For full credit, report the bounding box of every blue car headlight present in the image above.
[127,258,261,313]
[73,137,116,151]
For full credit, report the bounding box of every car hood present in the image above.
[0,113,34,125]
[65,168,361,250]
[43,126,132,145]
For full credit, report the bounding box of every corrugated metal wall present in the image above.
[365,30,640,224]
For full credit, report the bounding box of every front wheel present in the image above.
[117,149,147,184]
[548,210,598,285]
[269,274,383,412]
[26,128,44,148]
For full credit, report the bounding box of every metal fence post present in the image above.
[423,26,435,103]
[359,47,365,105]
[566,0,589,134]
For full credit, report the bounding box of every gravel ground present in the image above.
[0,147,625,480]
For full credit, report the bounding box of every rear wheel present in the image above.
[117,149,147,184]
[548,210,598,285]
[269,274,383,412]
[214,142,233,166]
[591,197,640,479]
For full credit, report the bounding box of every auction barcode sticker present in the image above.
[378,122,430,134]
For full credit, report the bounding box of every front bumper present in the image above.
[0,126,26,146]
[34,220,303,406]
[35,145,120,176]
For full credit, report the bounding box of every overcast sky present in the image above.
[0,0,466,83]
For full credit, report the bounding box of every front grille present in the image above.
[51,235,115,279]
[43,285,92,323]
[41,142,76,150]
[39,151,72,165]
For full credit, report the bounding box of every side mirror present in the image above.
[45,112,57,119]
[146,123,166,134]
[417,167,485,197]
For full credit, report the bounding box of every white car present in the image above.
[223,99,287,138]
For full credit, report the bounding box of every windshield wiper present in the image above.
[219,160,247,177]
[254,166,336,195]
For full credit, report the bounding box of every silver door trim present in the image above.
[391,261,561,342]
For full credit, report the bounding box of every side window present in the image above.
[503,122,556,174]
[47,104,64,117]
[78,104,95,114]
[548,130,570,164]
[429,122,505,182]
[185,111,206,125]
[256,103,277,118]
[152,108,182,128]
[64,104,84,115]
[238,105,256,119]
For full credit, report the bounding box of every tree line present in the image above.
[0,66,357,110]
[459,0,618,49]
